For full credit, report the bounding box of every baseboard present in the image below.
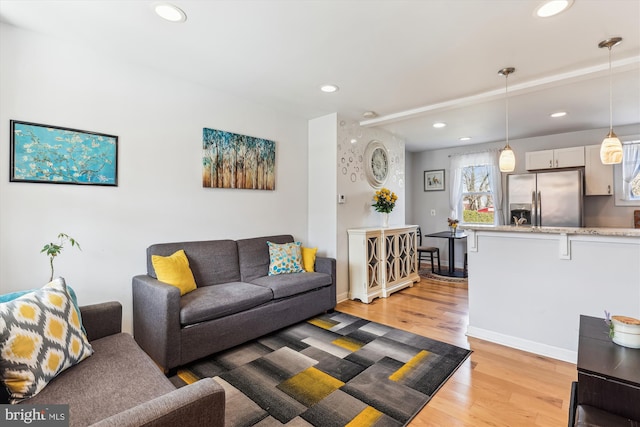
[466,325,577,364]
[337,291,349,303]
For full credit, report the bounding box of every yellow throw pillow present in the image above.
[151,249,197,296]
[0,278,94,403]
[301,247,318,272]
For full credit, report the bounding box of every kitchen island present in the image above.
[463,225,640,363]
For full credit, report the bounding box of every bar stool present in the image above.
[416,227,440,274]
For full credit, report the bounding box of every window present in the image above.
[449,150,503,225]
[614,139,640,206]
[461,165,494,224]
[622,141,640,200]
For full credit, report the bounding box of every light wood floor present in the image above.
[336,276,576,427]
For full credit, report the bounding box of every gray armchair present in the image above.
[19,302,225,427]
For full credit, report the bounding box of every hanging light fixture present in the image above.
[599,37,623,165]
[498,67,516,172]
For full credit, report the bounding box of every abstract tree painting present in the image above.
[10,121,118,186]
[202,128,276,190]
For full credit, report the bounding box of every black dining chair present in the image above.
[416,227,440,274]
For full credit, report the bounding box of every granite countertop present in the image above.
[461,225,640,237]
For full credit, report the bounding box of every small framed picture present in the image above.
[424,169,445,191]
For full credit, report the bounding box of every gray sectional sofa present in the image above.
[132,235,336,371]
[20,301,224,427]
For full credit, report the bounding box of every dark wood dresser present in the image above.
[575,315,640,422]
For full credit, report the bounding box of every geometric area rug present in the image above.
[170,311,471,426]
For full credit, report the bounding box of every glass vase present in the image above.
[382,213,389,228]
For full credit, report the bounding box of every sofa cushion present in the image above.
[1,285,86,334]
[179,282,273,326]
[0,278,93,404]
[23,333,176,426]
[152,249,197,296]
[147,240,241,287]
[237,235,294,282]
[250,272,332,299]
[301,247,318,272]
[267,241,304,275]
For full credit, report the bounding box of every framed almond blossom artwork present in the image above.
[10,120,118,186]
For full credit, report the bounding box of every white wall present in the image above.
[308,114,337,258]
[335,120,406,301]
[0,24,310,332]
[308,117,407,301]
[409,124,640,268]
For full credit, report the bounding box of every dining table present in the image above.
[424,230,468,277]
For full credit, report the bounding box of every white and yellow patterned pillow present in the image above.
[0,278,93,403]
[267,241,305,276]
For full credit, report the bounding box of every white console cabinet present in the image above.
[347,225,420,303]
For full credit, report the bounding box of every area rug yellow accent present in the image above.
[170,312,471,426]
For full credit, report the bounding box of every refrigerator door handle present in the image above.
[537,191,542,226]
[531,191,537,226]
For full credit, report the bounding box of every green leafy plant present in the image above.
[41,233,81,281]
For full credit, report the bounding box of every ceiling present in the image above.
[1,0,639,152]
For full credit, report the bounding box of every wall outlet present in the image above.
[338,194,346,204]
[430,209,436,216]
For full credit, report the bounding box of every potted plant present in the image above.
[447,218,459,235]
[41,233,81,281]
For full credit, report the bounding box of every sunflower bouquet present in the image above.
[372,188,398,213]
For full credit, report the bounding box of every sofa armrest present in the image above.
[132,275,182,371]
[90,378,225,427]
[80,302,122,342]
[315,256,337,307]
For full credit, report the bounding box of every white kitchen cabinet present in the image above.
[585,144,613,196]
[347,225,420,303]
[525,146,585,170]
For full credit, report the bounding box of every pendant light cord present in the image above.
[608,45,613,133]
[505,72,509,148]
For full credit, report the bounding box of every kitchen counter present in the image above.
[464,226,640,363]
[462,224,640,237]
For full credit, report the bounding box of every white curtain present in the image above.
[622,142,640,199]
[449,150,504,225]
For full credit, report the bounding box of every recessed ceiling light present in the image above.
[155,3,187,22]
[320,84,339,93]
[433,122,447,128]
[550,111,568,118]
[459,137,472,141]
[362,111,378,119]
[535,0,573,18]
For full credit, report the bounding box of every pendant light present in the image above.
[498,67,516,172]
[599,37,623,165]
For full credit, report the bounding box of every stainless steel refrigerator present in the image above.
[507,169,584,227]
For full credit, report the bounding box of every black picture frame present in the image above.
[424,169,445,191]
[10,120,118,186]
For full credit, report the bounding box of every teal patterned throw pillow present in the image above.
[267,241,305,276]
